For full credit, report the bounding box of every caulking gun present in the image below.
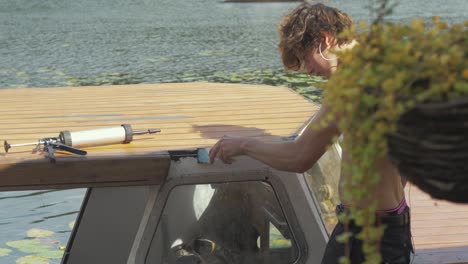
[4,124,160,162]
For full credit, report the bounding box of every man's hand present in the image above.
[208,105,339,172]
[209,136,246,164]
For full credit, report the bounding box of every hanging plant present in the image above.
[317,1,468,262]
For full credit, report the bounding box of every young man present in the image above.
[209,3,412,264]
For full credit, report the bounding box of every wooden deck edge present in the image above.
[0,152,171,191]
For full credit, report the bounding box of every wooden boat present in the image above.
[1,83,467,264]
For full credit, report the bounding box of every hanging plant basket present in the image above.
[387,96,468,203]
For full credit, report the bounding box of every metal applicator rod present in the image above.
[4,138,59,153]
[132,129,161,135]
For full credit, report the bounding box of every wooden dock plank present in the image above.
[407,184,468,264]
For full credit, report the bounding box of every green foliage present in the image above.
[6,240,52,254]
[68,220,75,230]
[15,255,50,264]
[4,227,65,264]
[212,68,326,103]
[36,250,64,259]
[26,229,54,239]
[320,7,468,264]
[269,224,292,248]
[0,248,12,257]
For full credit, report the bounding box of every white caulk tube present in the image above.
[59,124,133,148]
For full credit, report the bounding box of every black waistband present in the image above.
[335,204,410,226]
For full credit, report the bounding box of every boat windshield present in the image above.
[304,143,342,235]
[147,181,298,264]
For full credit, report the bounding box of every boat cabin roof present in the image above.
[0,83,317,190]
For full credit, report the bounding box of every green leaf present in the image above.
[68,221,75,230]
[454,82,468,93]
[339,256,351,264]
[0,248,12,257]
[336,231,352,243]
[38,250,64,259]
[6,240,51,254]
[27,229,54,238]
[15,255,49,264]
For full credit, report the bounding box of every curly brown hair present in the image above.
[278,3,354,71]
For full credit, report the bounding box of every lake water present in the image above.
[0,0,467,262]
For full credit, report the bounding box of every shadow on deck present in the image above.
[407,184,468,264]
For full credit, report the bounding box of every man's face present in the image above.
[300,47,337,78]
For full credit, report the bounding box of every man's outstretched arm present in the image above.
[209,104,340,173]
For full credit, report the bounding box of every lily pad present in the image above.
[27,229,54,238]
[6,240,51,254]
[16,255,49,264]
[37,239,60,247]
[38,250,64,259]
[0,247,12,256]
[198,50,227,56]
[68,221,75,230]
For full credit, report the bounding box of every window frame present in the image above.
[128,156,315,264]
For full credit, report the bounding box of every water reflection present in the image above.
[30,210,81,224]
[1,0,465,89]
[0,188,86,263]
[0,190,58,200]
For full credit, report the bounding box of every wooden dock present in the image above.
[407,184,468,264]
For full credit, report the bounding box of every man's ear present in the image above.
[322,32,335,48]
